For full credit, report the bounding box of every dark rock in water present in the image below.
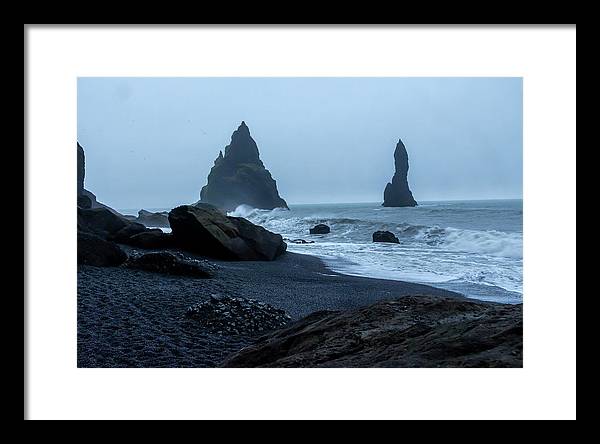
[284,238,315,244]
[168,204,286,261]
[77,195,92,209]
[125,230,176,249]
[373,230,399,243]
[309,224,330,235]
[199,121,288,211]
[222,296,523,368]
[382,138,417,207]
[186,295,291,335]
[125,252,214,278]
[135,209,170,228]
[77,231,128,267]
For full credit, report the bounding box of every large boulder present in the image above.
[106,222,150,243]
[125,230,176,249]
[78,207,132,238]
[382,138,418,207]
[228,216,288,260]
[222,296,523,368]
[78,231,128,267]
[309,224,330,235]
[373,230,399,243]
[199,121,288,211]
[168,204,286,261]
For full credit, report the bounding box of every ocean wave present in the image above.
[224,203,522,300]
[440,228,522,258]
[227,204,289,218]
[228,204,522,259]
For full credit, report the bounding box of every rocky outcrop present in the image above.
[78,207,132,238]
[125,252,215,278]
[77,142,122,214]
[77,195,92,209]
[125,209,170,228]
[186,295,291,335]
[373,230,399,243]
[168,204,287,261]
[199,122,288,211]
[77,142,100,209]
[309,224,330,234]
[383,138,417,207]
[223,295,523,368]
[77,231,128,267]
[77,142,86,195]
[106,222,150,243]
[78,206,170,250]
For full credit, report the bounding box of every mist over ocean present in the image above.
[124,199,522,304]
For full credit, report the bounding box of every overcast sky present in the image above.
[77,77,522,210]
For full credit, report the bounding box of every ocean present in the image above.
[228,200,523,304]
[122,199,523,304]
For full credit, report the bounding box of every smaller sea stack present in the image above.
[382,138,417,207]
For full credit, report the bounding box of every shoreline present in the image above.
[78,250,471,367]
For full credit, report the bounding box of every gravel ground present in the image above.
[77,250,463,368]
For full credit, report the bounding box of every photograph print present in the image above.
[77,77,523,368]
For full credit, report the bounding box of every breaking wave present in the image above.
[229,205,522,259]
[225,202,523,302]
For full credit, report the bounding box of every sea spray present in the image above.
[225,201,523,303]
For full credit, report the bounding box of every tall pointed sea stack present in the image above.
[200,122,288,211]
[382,138,417,207]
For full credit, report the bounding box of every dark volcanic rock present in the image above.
[78,207,131,238]
[77,142,122,214]
[107,222,149,243]
[309,224,330,235]
[168,204,287,261]
[228,216,288,260]
[125,252,215,278]
[223,296,523,368]
[383,138,417,207]
[77,142,86,195]
[125,230,176,249]
[135,209,170,228]
[284,238,315,244]
[373,230,400,243]
[186,295,291,335]
[79,207,164,248]
[77,231,128,267]
[77,142,99,208]
[199,121,288,211]
[78,195,92,209]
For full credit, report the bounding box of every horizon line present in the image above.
[115,197,523,212]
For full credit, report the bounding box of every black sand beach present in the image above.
[77,250,464,368]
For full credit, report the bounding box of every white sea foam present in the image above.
[232,201,523,303]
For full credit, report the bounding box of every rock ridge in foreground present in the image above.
[222,295,522,368]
